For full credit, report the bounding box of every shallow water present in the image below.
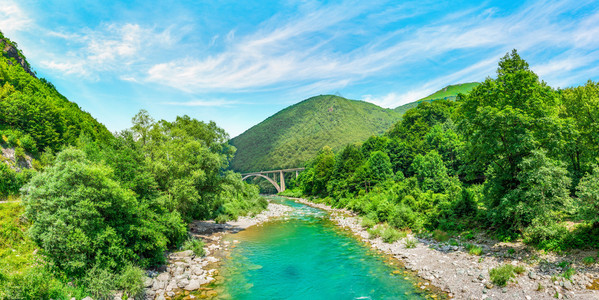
[216,198,427,299]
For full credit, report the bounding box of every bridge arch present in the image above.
[241,174,282,193]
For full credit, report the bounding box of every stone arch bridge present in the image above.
[241,168,305,193]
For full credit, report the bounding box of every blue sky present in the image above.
[1,0,598,137]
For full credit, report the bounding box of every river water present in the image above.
[214,198,429,299]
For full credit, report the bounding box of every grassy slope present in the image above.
[229,95,401,172]
[394,82,480,115]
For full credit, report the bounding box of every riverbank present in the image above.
[291,197,599,300]
[144,202,293,300]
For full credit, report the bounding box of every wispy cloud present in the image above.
[162,99,238,107]
[144,0,599,99]
[40,23,176,79]
[363,92,430,108]
[0,0,32,36]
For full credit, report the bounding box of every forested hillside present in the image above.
[290,50,599,252]
[0,32,113,197]
[394,82,479,115]
[229,95,401,172]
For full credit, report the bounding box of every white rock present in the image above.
[156,272,170,281]
[177,278,189,288]
[184,279,202,291]
[143,276,153,287]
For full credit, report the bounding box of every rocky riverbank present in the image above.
[292,197,599,300]
[144,203,293,300]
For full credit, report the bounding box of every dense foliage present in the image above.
[229,95,401,172]
[293,50,599,251]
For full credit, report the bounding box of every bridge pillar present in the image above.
[279,170,285,192]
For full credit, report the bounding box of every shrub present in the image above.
[522,220,570,251]
[14,147,25,161]
[388,204,418,230]
[182,237,205,257]
[583,256,595,265]
[0,266,71,300]
[0,164,18,197]
[382,226,406,243]
[83,267,116,299]
[577,165,599,226]
[404,238,417,249]
[361,217,376,229]
[432,229,449,242]
[367,225,384,239]
[18,134,36,154]
[116,264,145,299]
[465,244,483,256]
[514,265,526,275]
[489,264,517,287]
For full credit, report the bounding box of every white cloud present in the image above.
[40,23,176,79]
[364,91,430,108]
[162,99,238,107]
[0,1,32,36]
[41,60,89,77]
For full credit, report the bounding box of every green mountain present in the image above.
[394,82,479,115]
[0,32,113,154]
[229,95,401,172]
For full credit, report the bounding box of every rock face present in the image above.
[1,38,36,78]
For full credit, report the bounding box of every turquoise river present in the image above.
[213,198,437,299]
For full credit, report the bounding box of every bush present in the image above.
[83,267,116,299]
[514,265,526,275]
[367,225,384,239]
[404,238,417,249]
[465,244,483,256]
[432,230,450,242]
[14,147,25,160]
[0,266,72,300]
[382,226,406,243]
[577,165,599,225]
[583,256,595,265]
[0,164,18,198]
[489,264,517,287]
[522,220,570,251]
[117,264,145,299]
[360,217,376,229]
[19,134,36,154]
[182,237,205,257]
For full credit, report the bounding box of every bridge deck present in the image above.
[240,168,305,176]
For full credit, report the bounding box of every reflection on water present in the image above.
[215,198,427,299]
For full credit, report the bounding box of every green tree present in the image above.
[489,150,571,231]
[577,165,599,226]
[459,50,561,224]
[367,150,393,184]
[411,150,449,193]
[22,148,185,276]
[559,81,599,182]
